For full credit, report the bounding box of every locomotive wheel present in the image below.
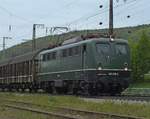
[110,85,122,96]
[2,88,5,92]
[8,88,12,92]
[73,88,78,95]
[45,87,53,93]
[79,81,89,96]
[33,88,38,93]
[21,88,25,92]
[55,87,64,94]
[8,85,12,92]
[51,82,57,94]
[29,88,32,93]
[96,82,104,95]
[16,88,20,92]
[88,83,97,96]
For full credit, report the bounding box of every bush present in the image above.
[144,73,150,81]
[129,31,150,82]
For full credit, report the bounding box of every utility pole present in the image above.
[45,27,52,41]
[32,24,44,51]
[3,37,5,52]
[1,37,12,59]
[32,24,36,51]
[109,0,113,36]
[108,0,127,36]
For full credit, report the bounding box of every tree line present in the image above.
[129,31,150,82]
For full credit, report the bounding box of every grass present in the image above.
[128,73,150,88]
[129,82,150,88]
[144,73,150,81]
[122,81,150,96]
[0,107,49,119]
[0,92,149,119]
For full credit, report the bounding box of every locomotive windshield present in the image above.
[115,44,128,55]
[96,43,110,55]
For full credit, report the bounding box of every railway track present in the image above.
[1,99,144,119]
[4,104,79,119]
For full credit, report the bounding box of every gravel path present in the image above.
[81,97,150,105]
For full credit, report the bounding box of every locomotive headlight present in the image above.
[109,35,114,42]
[110,38,114,42]
[98,67,102,70]
[98,63,102,70]
[124,67,128,71]
[124,62,128,71]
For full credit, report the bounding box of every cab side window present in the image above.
[61,46,81,58]
[74,46,81,55]
[42,52,57,61]
[62,49,67,57]
[68,48,73,56]
[42,54,47,61]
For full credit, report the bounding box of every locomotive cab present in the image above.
[95,38,130,70]
[92,38,130,94]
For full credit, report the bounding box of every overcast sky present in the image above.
[0,0,149,50]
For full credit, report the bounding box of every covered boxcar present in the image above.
[0,50,40,91]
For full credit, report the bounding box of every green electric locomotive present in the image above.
[37,35,131,95]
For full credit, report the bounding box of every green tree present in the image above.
[130,31,150,81]
[129,39,139,81]
[137,32,150,80]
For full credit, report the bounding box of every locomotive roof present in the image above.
[40,37,128,54]
[0,50,41,66]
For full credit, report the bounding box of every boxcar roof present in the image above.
[0,50,41,66]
